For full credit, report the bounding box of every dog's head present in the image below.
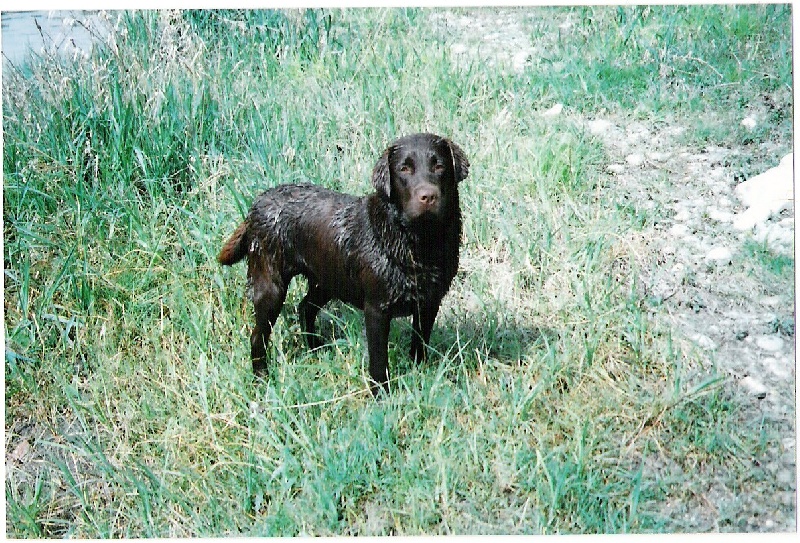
[371,133,469,223]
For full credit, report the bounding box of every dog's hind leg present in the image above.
[248,256,287,376]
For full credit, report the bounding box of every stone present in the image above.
[691,333,717,350]
[741,116,758,130]
[763,357,791,380]
[740,376,768,399]
[541,103,563,118]
[588,119,614,135]
[708,207,734,223]
[732,153,794,231]
[776,469,795,488]
[705,247,734,263]
[625,153,645,166]
[755,335,785,352]
[669,223,690,237]
[513,50,532,73]
[647,151,672,162]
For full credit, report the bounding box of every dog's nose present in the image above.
[417,188,439,209]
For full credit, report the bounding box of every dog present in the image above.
[218,133,469,395]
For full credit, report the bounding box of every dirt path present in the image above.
[434,7,796,532]
[587,116,796,532]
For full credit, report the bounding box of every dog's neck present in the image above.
[367,193,461,269]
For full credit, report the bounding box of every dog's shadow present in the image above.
[280,275,557,384]
[292,299,556,382]
[429,314,556,368]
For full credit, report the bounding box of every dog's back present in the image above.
[218,184,363,272]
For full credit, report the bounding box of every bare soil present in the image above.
[434,7,796,532]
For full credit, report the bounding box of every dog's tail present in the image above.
[218,221,250,265]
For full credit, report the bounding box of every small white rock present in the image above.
[587,119,614,135]
[625,153,645,167]
[705,247,733,263]
[541,103,564,118]
[707,207,733,223]
[755,335,785,352]
[647,151,672,162]
[740,376,768,399]
[513,50,531,73]
[763,357,791,380]
[776,469,794,485]
[606,164,626,174]
[462,290,482,314]
[669,223,690,237]
[741,116,757,130]
[691,333,717,350]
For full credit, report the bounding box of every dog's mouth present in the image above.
[402,210,448,234]
[403,201,443,224]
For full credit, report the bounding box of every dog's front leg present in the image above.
[410,301,440,364]
[364,304,391,396]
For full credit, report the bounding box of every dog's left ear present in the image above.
[371,149,391,199]
[446,139,470,182]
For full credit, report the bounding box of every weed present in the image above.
[3,6,793,536]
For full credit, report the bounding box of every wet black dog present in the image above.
[218,133,469,395]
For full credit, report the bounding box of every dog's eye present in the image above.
[399,164,413,174]
[433,163,445,173]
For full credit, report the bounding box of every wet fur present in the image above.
[218,133,469,395]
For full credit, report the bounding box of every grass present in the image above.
[741,239,795,283]
[3,5,794,536]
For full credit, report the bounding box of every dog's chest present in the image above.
[389,267,447,314]
[331,200,458,313]
[372,241,456,315]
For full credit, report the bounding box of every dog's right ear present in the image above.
[371,149,391,199]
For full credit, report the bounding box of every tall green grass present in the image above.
[525,5,792,111]
[4,6,793,536]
